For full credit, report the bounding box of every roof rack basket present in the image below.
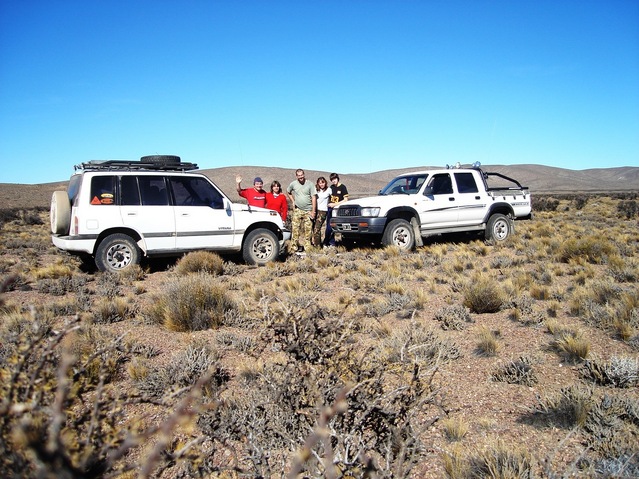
[75,159,199,172]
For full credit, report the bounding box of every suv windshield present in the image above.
[379,174,429,195]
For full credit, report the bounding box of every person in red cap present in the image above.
[236,175,266,207]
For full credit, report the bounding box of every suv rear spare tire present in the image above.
[50,190,71,235]
[140,155,181,165]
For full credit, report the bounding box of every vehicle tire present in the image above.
[95,234,141,272]
[50,190,71,235]
[485,214,512,243]
[140,155,181,165]
[382,218,415,251]
[243,229,279,265]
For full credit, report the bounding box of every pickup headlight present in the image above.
[360,207,381,217]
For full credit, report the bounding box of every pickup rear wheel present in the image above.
[95,234,141,272]
[485,214,512,243]
[382,219,415,251]
[243,229,279,265]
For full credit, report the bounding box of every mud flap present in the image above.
[411,217,423,247]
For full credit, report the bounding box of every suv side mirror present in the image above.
[423,186,434,196]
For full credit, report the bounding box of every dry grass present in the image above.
[1,196,638,478]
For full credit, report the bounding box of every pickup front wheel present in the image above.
[485,214,512,243]
[382,219,415,251]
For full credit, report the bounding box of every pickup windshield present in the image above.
[379,174,429,195]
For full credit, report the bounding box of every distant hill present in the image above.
[1,164,638,210]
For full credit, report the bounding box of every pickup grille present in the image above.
[337,205,360,217]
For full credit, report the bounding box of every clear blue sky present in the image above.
[1,0,638,184]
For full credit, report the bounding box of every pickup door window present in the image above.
[453,172,486,225]
[419,173,458,227]
[169,177,236,250]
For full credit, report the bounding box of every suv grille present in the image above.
[337,205,360,217]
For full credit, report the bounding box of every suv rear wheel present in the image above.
[243,229,279,265]
[95,233,141,272]
[50,191,71,235]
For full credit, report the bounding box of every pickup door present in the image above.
[452,171,487,225]
[418,172,486,229]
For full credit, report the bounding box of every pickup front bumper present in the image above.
[330,216,388,235]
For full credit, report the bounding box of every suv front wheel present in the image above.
[95,233,141,272]
[243,229,279,265]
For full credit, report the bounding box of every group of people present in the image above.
[235,169,349,254]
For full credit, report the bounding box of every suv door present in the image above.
[169,176,237,250]
[120,176,177,251]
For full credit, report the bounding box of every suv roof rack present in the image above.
[74,159,199,172]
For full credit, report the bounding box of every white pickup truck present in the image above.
[329,164,532,250]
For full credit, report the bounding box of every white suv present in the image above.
[50,155,290,272]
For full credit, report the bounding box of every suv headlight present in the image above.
[360,207,380,217]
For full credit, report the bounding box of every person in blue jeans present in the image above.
[324,173,349,247]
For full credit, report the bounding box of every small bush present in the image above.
[492,356,538,386]
[617,199,638,219]
[174,251,225,275]
[580,356,639,388]
[558,235,617,264]
[531,384,595,428]
[434,304,474,330]
[441,417,469,442]
[475,327,501,356]
[468,441,536,478]
[463,274,505,314]
[146,273,236,331]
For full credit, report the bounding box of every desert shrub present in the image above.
[617,199,638,219]
[533,196,560,212]
[573,195,588,210]
[31,263,74,280]
[174,250,225,275]
[580,356,639,388]
[529,384,595,428]
[492,356,538,386]
[558,235,617,264]
[36,274,89,296]
[194,299,446,478]
[434,303,474,330]
[135,343,228,398]
[441,416,469,442]
[462,274,505,314]
[378,321,461,367]
[551,329,590,362]
[93,296,133,324]
[467,441,536,479]
[146,273,236,331]
[507,294,545,326]
[475,327,501,356]
[0,305,214,478]
[608,255,639,282]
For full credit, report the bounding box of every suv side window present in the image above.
[121,176,141,205]
[139,177,169,206]
[454,172,479,193]
[169,177,224,209]
[90,176,116,205]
